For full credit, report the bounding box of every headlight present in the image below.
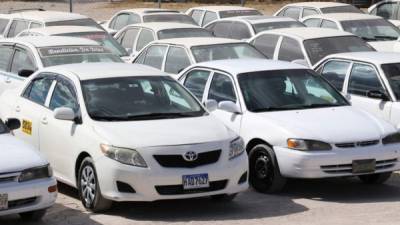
[100,144,147,167]
[19,165,53,182]
[287,139,332,151]
[229,137,245,160]
[382,133,400,145]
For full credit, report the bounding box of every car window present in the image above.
[251,34,280,58]
[165,47,191,74]
[10,48,36,75]
[320,60,351,91]
[203,11,218,26]
[382,63,400,99]
[191,10,204,25]
[302,8,319,17]
[208,21,232,38]
[348,63,385,96]
[120,28,140,52]
[0,46,14,72]
[321,5,363,14]
[49,79,79,112]
[112,13,130,30]
[136,29,154,51]
[142,45,167,70]
[278,37,304,61]
[252,21,305,33]
[191,43,266,62]
[303,18,321,27]
[208,73,236,103]
[321,20,338,29]
[376,2,397,19]
[46,19,102,30]
[283,7,301,19]
[7,20,29,37]
[183,70,210,100]
[30,22,42,29]
[231,22,252,40]
[157,28,212,39]
[0,19,10,35]
[23,76,53,105]
[341,19,400,41]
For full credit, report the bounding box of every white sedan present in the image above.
[179,59,400,193]
[0,63,248,212]
[0,118,57,221]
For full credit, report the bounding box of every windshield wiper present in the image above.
[301,103,343,109]
[361,37,378,41]
[252,106,301,112]
[374,35,398,40]
[114,112,204,121]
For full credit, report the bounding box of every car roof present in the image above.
[20,26,104,35]
[217,15,298,24]
[284,2,350,8]
[8,10,88,22]
[303,13,381,21]
[44,62,168,80]
[118,8,181,15]
[124,22,201,32]
[188,6,259,12]
[1,36,99,47]
[151,37,242,48]
[261,27,354,40]
[191,59,307,75]
[323,52,400,65]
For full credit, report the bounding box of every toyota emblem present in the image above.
[183,151,198,162]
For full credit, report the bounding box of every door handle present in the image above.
[41,117,48,125]
[15,106,20,112]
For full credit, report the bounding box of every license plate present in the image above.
[182,173,209,190]
[0,194,8,211]
[353,159,376,174]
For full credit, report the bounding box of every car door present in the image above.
[8,46,37,90]
[164,46,192,75]
[190,9,205,26]
[230,22,252,40]
[320,20,339,30]
[135,44,168,71]
[7,20,29,38]
[181,69,212,102]
[345,62,392,121]
[118,27,140,55]
[135,28,155,53]
[0,44,15,94]
[202,11,218,27]
[277,37,306,62]
[282,7,302,20]
[250,33,281,59]
[318,59,352,92]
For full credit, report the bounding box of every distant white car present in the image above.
[179,59,400,193]
[132,37,266,75]
[114,22,212,57]
[0,118,57,221]
[102,8,197,35]
[0,14,12,38]
[274,2,363,20]
[368,0,400,28]
[186,6,262,27]
[301,13,400,52]
[249,27,375,67]
[315,52,400,128]
[0,62,248,212]
[204,16,305,40]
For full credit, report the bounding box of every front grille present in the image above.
[0,176,17,184]
[335,140,379,148]
[153,150,221,168]
[8,197,37,210]
[155,180,228,195]
[321,158,398,174]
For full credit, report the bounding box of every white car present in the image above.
[102,8,197,35]
[114,22,212,57]
[186,6,262,27]
[16,26,129,60]
[0,9,102,38]
[132,37,266,75]
[315,52,400,128]
[301,13,400,52]
[0,118,57,221]
[0,14,12,38]
[0,36,122,94]
[0,63,248,211]
[249,27,375,67]
[274,2,363,20]
[204,16,305,40]
[179,58,400,193]
[368,0,400,28]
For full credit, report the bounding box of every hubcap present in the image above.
[81,166,96,205]
[255,154,270,179]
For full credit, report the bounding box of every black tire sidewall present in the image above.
[78,157,102,210]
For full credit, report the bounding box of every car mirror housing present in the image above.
[5,118,21,130]
[367,90,390,101]
[54,107,76,121]
[18,69,35,78]
[218,101,242,114]
[205,99,218,112]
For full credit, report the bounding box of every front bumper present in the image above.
[274,144,400,178]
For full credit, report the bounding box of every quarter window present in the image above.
[49,79,79,112]
[0,46,14,71]
[165,47,191,74]
[142,45,167,70]
[183,70,210,100]
[136,29,154,51]
[278,37,304,61]
[320,60,351,91]
[10,49,36,75]
[7,20,29,37]
[348,63,385,96]
[230,22,252,40]
[321,20,338,29]
[23,76,53,105]
[208,73,236,103]
[202,11,218,26]
[120,28,140,51]
[251,34,280,58]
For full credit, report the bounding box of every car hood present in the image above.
[0,134,47,173]
[92,115,235,148]
[253,106,396,144]
[368,41,398,52]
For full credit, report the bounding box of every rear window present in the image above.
[219,10,262,18]
[157,28,212,39]
[143,14,197,25]
[253,21,305,33]
[46,18,103,30]
[321,5,363,14]
[0,18,9,35]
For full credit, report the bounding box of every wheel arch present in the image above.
[246,138,273,154]
[75,151,92,182]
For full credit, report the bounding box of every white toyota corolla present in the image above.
[179,59,400,193]
[0,63,248,212]
[0,118,57,221]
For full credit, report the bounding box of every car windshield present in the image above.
[253,21,305,33]
[0,119,8,134]
[143,14,197,25]
[382,63,400,100]
[46,18,103,30]
[157,28,213,39]
[39,45,123,67]
[81,76,206,121]
[55,32,128,57]
[304,36,374,66]
[237,69,348,112]
[320,5,364,14]
[341,19,400,41]
[219,10,262,18]
[191,43,267,63]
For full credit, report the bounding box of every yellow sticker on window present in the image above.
[22,120,32,135]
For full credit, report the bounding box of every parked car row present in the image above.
[1,2,400,221]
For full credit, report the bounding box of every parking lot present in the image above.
[1,173,400,225]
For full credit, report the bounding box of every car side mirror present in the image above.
[205,99,218,112]
[54,107,76,121]
[367,90,390,101]
[218,101,241,114]
[5,118,20,130]
[18,69,35,78]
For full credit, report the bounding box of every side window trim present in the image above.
[205,70,241,108]
[164,45,191,74]
[319,59,353,92]
[46,75,80,111]
[22,73,56,107]
[183,68,214,102]
[14,45,37,70]
[0,44,16,73]
[273,36,284,59]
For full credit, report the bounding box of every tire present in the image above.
[19,208,47,221]
[211,193,237,202]
[358,172,392,184]
[78,157,112,212]
[249,144,286,193]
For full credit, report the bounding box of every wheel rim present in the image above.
[253,151,274,185]
[81,166,96,206]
